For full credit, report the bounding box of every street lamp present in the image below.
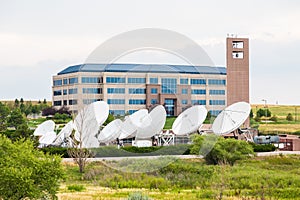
[262,99,267,125]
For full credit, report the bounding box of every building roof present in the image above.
[57,63,226,75]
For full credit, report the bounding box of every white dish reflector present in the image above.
[98,119,122,143]
[33,120,55,136]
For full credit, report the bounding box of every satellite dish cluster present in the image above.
[33,101,251,148]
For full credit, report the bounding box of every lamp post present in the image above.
[262,99,267,125]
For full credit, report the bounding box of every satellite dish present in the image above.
[74,101,109,148]
[98,119,122,143]
[33,120,55,136]
[52,121,74,146]
[212,102,251,135]
[172,105,207,135]
[136,105,167,139]
[119,109,149,139]
[39,131,57,145]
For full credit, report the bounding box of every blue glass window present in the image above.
[53,90,62,96]
[209,100,226,105]
[63,100,67,106]
[151,88,158,94]
[151,99,158,104]
[106,77,126,83]
[182,99,188,105]
[180,78,188,84]
[129,110,138,114]
[208,79,226,85]
[129,99,146,105]
[53,79,62,86]
[69,77,78,84]
[191,100,206,105]
[68,88,78,94]
[161,78,177,94]
[82,77,101,84]
[63,89,67,95]
[83,88,102,94]
[109,110,125,116]
[191,89,206,95]
[129,88,146,94]
[181,89,188,94]
[128,78,146,84]
[209,90,225,95]
[69,99,77,105]
[150,78,158,84]
[53,101,62,106]
[210,110,222,116]
[63,79,68,85]
[107,88,125,94]
[190,79,206,85]
[107,99,125,104]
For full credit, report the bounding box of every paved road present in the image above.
[62,151,300,162]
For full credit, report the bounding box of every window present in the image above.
[109,110,125,116]
[191,79,206,85]
[53,90,62,96]
[129,99,146,105]
[191,89,206,95]
[208,79,226,85]
[107,99,125,104]
[107,88,125,94]
[151,88,158,94]
[54,101,62,106]
[150,78,158,84]
[232,41,244,48]
[180,78,188,84]
[68,88,78,94]
[129,110,137,114]
[82,77,101,84]
[232,51,244,59]
[63,100,67,106]
[83,99,101,104]
[63,89,67,95]
[210,110,222,116]
[182,89,188,94]
[209,100,225,105]
[69,99,77,105]
[106,77,125,83]
[209,90,225,95]
[69,77,78,84]
[161,78,177,94]
[129,88,146,94]
[63,79,68,85]
[151,99,158,104]
[128,77,146,84]
[83,88,101,94]
[182,99,188,105]
[191,100,206,105]
[53,80,62,86]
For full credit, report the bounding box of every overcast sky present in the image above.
[0,0,299,105]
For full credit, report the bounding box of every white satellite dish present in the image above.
[74,101,109,148]
[212,102,251,135]
[172,105,207,135]
[52,121,74,146]
[119,109,149,139]
[33,120,55,136]
[98,119,122,143]
[136,105,167,139]
[39,131,57,145]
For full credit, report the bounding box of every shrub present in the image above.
[40,147,69,158]
[257,108,271,117]
[204,137,254,165]
[270,115,278,122]
[286,113,294,121]
[67,184,86,192]
[250,143,276,152]
[0,135,64,200]
[127,192,150,200]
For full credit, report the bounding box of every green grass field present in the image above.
[58,155,300,200]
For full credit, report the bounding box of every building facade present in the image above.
[52,37,249,118]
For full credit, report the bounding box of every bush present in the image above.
[204,137,254,165]
[257,108,271,117]
[0,135,64,199]
[40,147,69,158]
[67,184,86,192]
[270,115,278,122]
[250,143,276,152]
[127,192,150,200]
[286,113,294,121]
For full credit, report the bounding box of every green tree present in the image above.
[43,98,47,104]
[286,113,294,121]
[0,135,64,199]
[7,108,25,129]
[250,109,254,118]
[14,98,19,108]
[0,102,9,131]
[257,108,271,117]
